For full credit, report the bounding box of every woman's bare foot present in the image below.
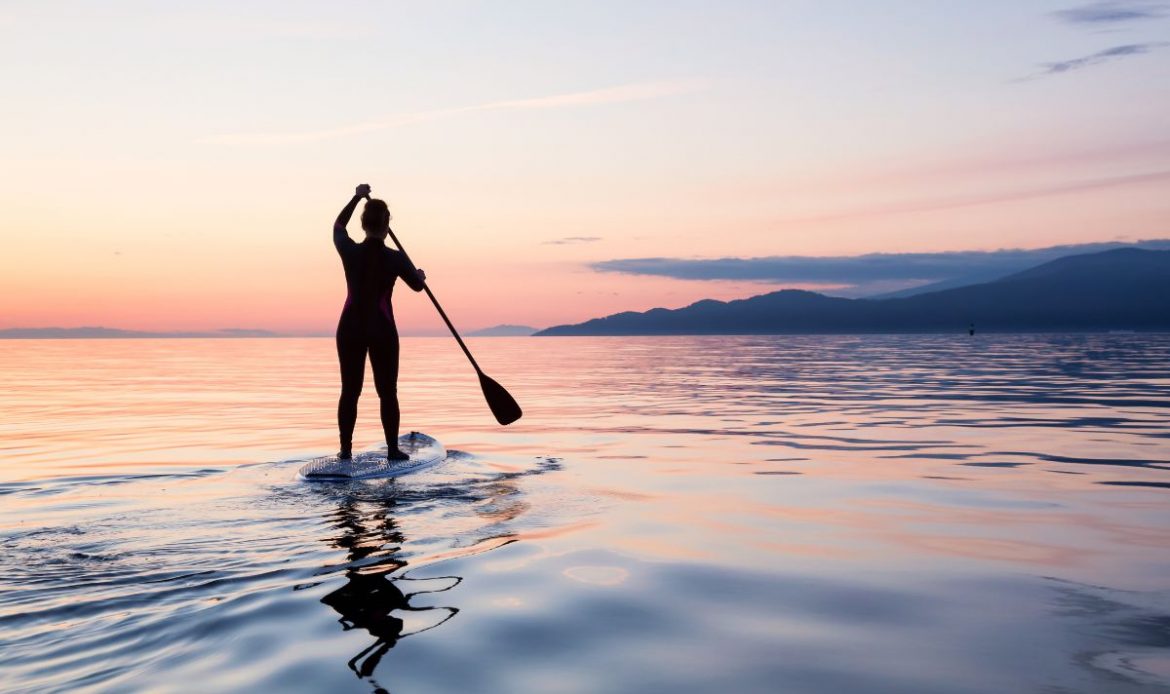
[387,449,410,461]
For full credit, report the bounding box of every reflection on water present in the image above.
[0,334,1168,693]
[318,494,460,685]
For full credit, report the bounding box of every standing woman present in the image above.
[333,184,427,460]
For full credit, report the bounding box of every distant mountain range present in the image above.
[537,248,1170,335]
[862,239,1170,299]
[467,324,539,337]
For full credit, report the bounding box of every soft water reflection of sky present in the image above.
[1,335,1168,692]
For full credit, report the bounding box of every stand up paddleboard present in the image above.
[298,432,445,481]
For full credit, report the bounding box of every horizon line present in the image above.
[0,326,540,339]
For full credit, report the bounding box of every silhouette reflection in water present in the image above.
[310,457,561,686]
[321,495,460,681]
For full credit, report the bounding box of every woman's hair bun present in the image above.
[361,198,391,231]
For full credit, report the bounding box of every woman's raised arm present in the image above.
[333,184,371,250]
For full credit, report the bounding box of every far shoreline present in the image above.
[3,330,1167,340]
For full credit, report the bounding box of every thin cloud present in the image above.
[1022,43,1168,79]
[200,79,709,145]
[592,240,1170,294]
[781,169,1170,224]
[543,236,603,245]
[1054,0,1170,24]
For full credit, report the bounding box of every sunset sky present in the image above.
[2,1,1168,334]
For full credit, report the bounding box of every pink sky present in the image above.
[1,3,1167,334]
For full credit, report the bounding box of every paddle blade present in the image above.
[478,371,523,425]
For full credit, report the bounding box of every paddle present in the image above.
[385,227,523,426]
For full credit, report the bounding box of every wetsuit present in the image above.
[333,196,426,456]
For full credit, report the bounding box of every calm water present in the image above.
[1,335,1168,693]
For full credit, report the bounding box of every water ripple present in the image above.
[1,335,1168,692]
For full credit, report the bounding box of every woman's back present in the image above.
[336,238,412,327]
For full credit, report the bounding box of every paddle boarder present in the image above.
[333,184,427,460]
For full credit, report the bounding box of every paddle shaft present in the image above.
[385,228,482,374]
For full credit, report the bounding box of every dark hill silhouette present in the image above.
[537,248,1170,335]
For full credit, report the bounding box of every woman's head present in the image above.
[361,199,391,238]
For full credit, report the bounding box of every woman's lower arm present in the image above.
[334,195,362,231]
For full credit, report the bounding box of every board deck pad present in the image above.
[298,432,445,481]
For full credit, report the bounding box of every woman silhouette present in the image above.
[333,184,427,460]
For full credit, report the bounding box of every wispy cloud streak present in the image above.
[782,169,1170,224]
[1022,43,1169,79]
[200,79,709,145]
[543,236,603,245]
[1054,0,1170,24]
[592,240,1170,290]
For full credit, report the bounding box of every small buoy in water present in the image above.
[968,323,976,336]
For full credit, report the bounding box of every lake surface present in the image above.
[1,335,1168,693]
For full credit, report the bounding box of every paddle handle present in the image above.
[386,228,482,373]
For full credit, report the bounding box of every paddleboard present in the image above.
[298,432,445,481]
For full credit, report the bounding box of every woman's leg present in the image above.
[336,330,367,457]
[368,333,403,458]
